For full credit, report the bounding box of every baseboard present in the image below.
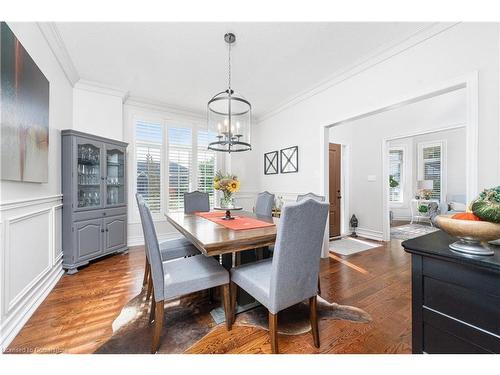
[1,260,64,352]
[127,232,186,247]
[393,216,412,221]
[356,227,384,241]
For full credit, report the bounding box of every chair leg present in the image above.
[221,284,232,330]
[143,258,150,287]
[309,296,320,348]
[149,286,155,324]
[317,276,322,296]
[151,300,164,354]
[269,311,279,354]
[230,281,237,326]
[146,273,153,301]
[255,248,263,260]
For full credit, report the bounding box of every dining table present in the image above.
[165,210,279,317]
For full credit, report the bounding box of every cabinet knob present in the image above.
[103,212,106,216]
[106,229,109,232]
[101,229,104,232]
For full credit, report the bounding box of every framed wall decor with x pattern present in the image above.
[280,146,298,173]
[264,151,279,175]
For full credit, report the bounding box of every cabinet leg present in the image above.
[66,267,78,275]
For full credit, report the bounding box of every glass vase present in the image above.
[220,193,234,208]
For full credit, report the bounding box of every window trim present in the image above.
[417,140,447,204]
[388,146,406,205]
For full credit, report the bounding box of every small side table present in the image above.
[410,198,439,226]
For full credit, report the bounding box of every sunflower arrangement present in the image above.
[214,170,240,207]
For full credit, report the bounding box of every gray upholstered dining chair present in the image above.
[255,191,275,217]
[296,192,326,295]
[297,192,325,202]
[138,198,231,353]
[136,194,200,299]
[229,199,329,353]
[184,190,210,214]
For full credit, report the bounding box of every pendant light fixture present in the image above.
[207,33,251,153]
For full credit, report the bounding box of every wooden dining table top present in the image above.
[165,211,278,256]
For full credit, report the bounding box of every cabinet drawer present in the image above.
[74,206,126,222]
[423,322,490,354]
[422,308,500,353]
[423,276,500,336]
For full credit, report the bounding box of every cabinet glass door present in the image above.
[77,141,102,209]
[105,146,125,206]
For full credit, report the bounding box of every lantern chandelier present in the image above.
[207,33,252,153]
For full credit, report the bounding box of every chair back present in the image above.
[137,196,165,302]
[184,191,210,214]
[296,192,325,202]
[269,199,329,313]
[255,191,275,217]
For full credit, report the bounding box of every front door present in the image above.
[329,143,341,237]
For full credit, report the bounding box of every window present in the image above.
[197,131,217,206]
[167,127,192,212]
[389,148,404,202]
[135,121,163,213]
[134,119,219,215]
[419,142,443,201]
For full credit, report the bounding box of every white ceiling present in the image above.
[56,22,432,118]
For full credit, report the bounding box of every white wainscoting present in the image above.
[234,191,302,211]
[0,195,64,351]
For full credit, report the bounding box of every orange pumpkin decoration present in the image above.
[452,212,482,221]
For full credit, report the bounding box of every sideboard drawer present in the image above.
[422,308,500,353]
[423,322,490,354]
[423,277,500,336]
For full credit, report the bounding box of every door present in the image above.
[103,215,127,252]
[329,143,342,237]
[104,145,126,207]
[75,137,104,211]
[75,218,103,261]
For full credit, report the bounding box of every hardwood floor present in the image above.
[6,239,411,354]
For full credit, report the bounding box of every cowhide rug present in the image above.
[95,289,371,354]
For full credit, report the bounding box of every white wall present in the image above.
[239,23,499,238]
[0,22,73,350]
[389,127,466,220]
[73,80,125,140]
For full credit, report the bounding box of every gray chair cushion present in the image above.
[163,255,229,300]
[184,191,210,214]
[255,191,275,217]
[159,238,200,261]
[230,259,272,309]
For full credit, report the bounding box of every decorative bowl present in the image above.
[436,214,500,256]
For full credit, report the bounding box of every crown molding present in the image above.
[257,22,461,123]
[37,22,79,86]
[124,95,206,120]
[74,79,129,100]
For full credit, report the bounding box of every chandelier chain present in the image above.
[228,41,231,90]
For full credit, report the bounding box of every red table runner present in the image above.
[195,211,275,230]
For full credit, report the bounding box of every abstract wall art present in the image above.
[1,22,49,183]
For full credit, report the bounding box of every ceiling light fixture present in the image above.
[207,33,251,153]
